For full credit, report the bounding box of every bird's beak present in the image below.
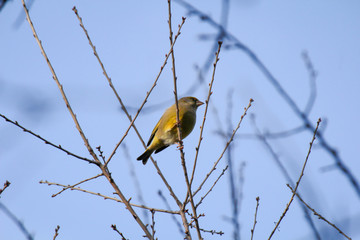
[196,100,204,107]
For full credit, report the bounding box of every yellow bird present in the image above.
[137,97,204,164]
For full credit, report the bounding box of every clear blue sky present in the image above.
[1,1,359,239]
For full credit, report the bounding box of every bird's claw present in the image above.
[177,141,184,150]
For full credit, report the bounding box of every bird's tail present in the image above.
[137,148,154,165]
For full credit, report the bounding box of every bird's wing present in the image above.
[147,118,161,146]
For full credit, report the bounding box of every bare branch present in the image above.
[190,41,223,186]
[51,173,104,198]
[196,165,228,208]
[150,210,156,240]
[251,114,321,239]
[0,113,97,165]
[0,180,11,195]
[40,180,179,215]
[287,185,352,240]
[111,225,128,240]
[250,197,260,240]
[268,118,321,240]
[194,98,253,197]
[167,0,194,238]
[198,227,224,236]
[52,225,60,240]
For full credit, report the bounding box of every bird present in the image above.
[137,97,204,164]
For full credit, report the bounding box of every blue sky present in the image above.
[1,1,359,239]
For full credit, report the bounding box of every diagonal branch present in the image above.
[193,98,253,197]
[287,185,352,240]
[196,165,228,208]
[51,173,104,198]
[167,1,194,238]
[0,113,97,165]
[40,180,179,214]
[268,118,321,240]
[190,41,222,186]
[0,180,11,196]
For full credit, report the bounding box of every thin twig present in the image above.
[167,1,194,238]
[198,227,224,236]
[0,113,96,165]
[225,89,241,240]
[268,118,321,240]
[193,98,253,197]
[51,173,104,198]
[111,225,128,240]
[96,146,106,164]
[190,41,222,186]
[0,180,11,195]
[40,180,179,214]
[251,114,321,239]
[250,197,260,240]
[53,225,60,240]
[150,210,156,239]
[196,165,228,208]
[287,185,352,240]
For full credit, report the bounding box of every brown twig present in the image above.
[51,173,103,198]
[250,114,321,239]
[193,98,253,197]
[250,197,260,240]
[287,185,352,240]
[268,118,321,240]
[150,210,156,239]
[190,41,222,186]
[0,180,11,195]
[40,180,179,214]
[196,165,228,208]
[198,227,224,236]
[111,225,128,240]
[0,113,96,165]
[167,1,194,238]
[96,146,106,163]
[53,225,60,240]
